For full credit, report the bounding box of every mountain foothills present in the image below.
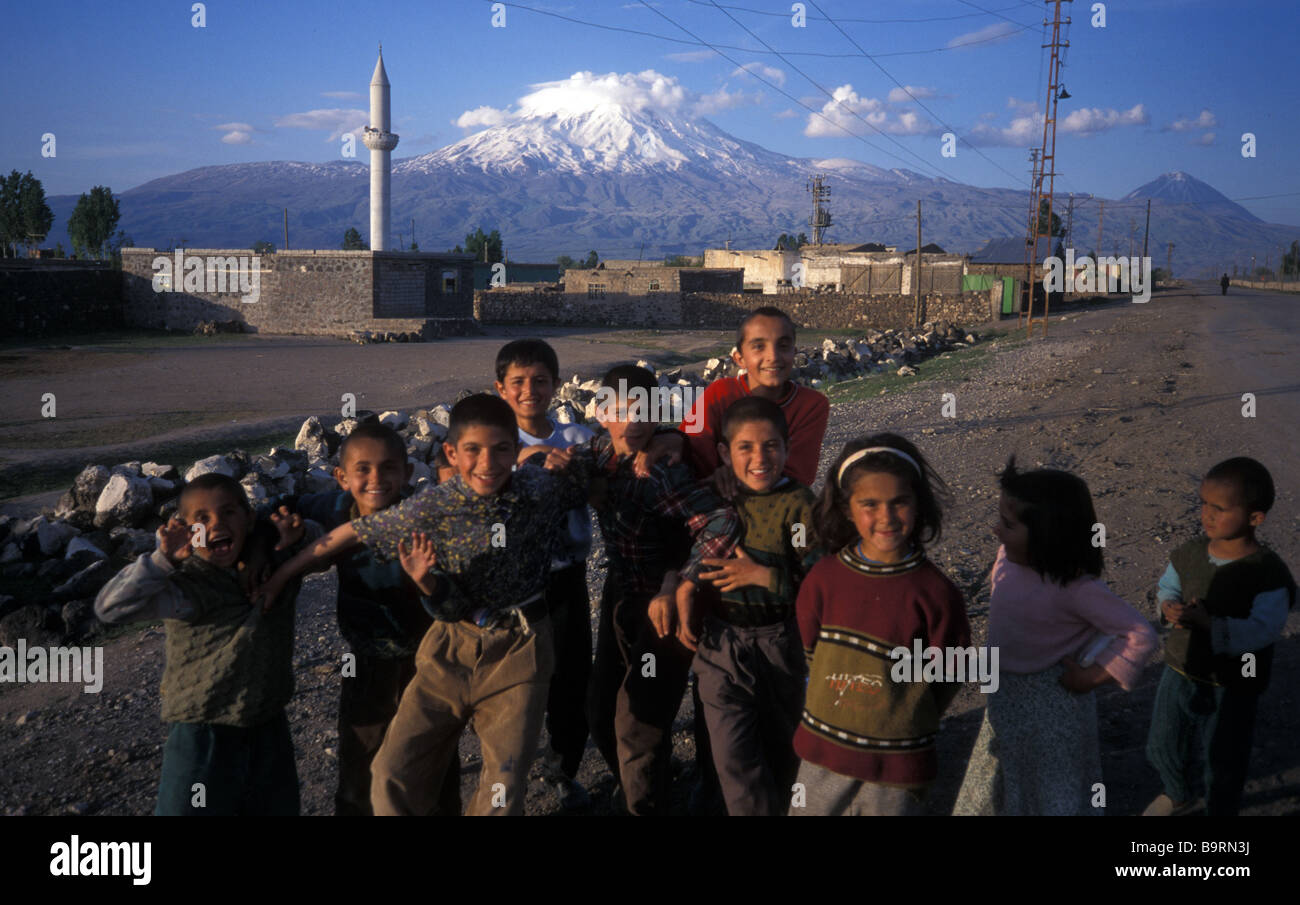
[45,102,1293,264]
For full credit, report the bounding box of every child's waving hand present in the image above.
[398,531,439,596]
[270,505,305,550]
[157,517,195,565]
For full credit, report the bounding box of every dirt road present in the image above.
[1,282,1296,816]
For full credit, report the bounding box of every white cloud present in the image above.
[321,90,363,100]
[1060,103,1149,134]
[274,108,368,141]
[732,62,786,87]
[1192,131,1215,146]
[948,22,1020,49]
[887,85,935,103]
[214,122,255,145]
[969,113,1044,147]
[803,83,937,138]
[1007,96,1037,115]
[774,108,799,120]
[1167,108,1217,131]
[452,70,764,131]
[455,105,512,129]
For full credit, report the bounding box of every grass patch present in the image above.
[825,334,1026,404]
[0,328,251,353]
[2,411,272,450]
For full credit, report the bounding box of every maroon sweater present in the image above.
[794,546,970,786]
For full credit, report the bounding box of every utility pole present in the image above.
[411,217,415,250]
[283,208,289,251]
[1025,0,1071,339]
[1096,198,1104,285]
[1167,242,1174,282]
[1022,148,1041,328]
[1142,198,1151,259]
[913,200,922,327]
[1128,218,1135,259]
[1064,193,1075,249]
[808,175,832,246]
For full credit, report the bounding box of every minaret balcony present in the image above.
[362,127,400,151]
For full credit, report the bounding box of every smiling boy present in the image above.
[259,394,590,815]
[680,307,830,488]
[94,473,320,815]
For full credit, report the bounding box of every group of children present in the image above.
[94,305,1295,817]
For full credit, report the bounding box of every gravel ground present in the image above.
[2,281,1297,816]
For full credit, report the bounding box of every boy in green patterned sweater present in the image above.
[95,473,321,816]
[674,396,822,815]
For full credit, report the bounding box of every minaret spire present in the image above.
[363,46,399,251]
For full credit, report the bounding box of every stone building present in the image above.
[705,243,965,295]
[562,264,742,297]
[120,248,476,338]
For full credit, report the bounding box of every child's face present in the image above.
[732,315,795,393]
[1199,479,1263,541]
[335,437,411,516]
[495,363,556,427]
[444,425,518,497]
[995,492,1031,566]
[181,487,251,568]
[845,469,916,563]
[719,419,787,493]
[597,398,655,456]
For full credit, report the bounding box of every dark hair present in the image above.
[339,421,407,467]
[1204,456,1274,514]
[736,306,796,349]
[446,393,518,446]
[999,456,1103,584]
[814,433,946,553]
[495,339,560,383]
[600,364,657,394]
[179,473,252,517]
[720,395,788,445]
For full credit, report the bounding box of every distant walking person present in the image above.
[1220,273,1230,295]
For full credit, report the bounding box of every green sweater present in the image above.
[95,531,315,727]
[1165,537,1295,689]
[710,479,822,627]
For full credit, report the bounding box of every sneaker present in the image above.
[551,776,591,810]
[1142,794,1203,816]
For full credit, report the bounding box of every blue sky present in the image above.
[4,0,1296,223]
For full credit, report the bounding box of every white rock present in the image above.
[34,517,80,556]
[65,536,107,560]
[185,455,238,482]
[304,466,337,494]
[431,404,452,428]
[94,474,154,528]
[141,462,176,479]
[379,410,408,430]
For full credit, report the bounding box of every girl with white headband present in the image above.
[790,433,970,816]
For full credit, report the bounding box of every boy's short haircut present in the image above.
[446,393,519,446]
[1205,456,1275,514]
[179,473,252,517]
[736,306,796,349]
[339,420,407,467]
[600,364,657,395]
[495,339,560,383]
[720,395,788,445]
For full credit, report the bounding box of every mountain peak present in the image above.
[1123,171,1259,222]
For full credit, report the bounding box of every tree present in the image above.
[1036,199,1064,238]
[342,227,368,250]
[67,185,121,259]
[462,227,503,264]
[1282,239,1299,280]
[409,240,419,251]
[252,240,276,253]
[556,254,577,272]
[582,249,599,269]
[664,254,695,267]
[0,170,55,257]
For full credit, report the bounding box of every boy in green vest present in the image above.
[95,473,320,815]
[1143,457,1295,816]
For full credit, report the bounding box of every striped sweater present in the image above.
[794,545,970,786]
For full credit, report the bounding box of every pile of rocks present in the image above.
[346,330,425,344]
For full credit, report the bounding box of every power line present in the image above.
[685,0,1036,24]
[805,0,1031,189]
[701,0,954,181]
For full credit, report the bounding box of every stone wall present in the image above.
[121,249,475,337]
[0,262,123,336]
[477,286,1000,329]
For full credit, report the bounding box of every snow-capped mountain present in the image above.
[44,103,1292,270]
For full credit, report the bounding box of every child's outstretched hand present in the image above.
[1178,597,1211,630]
[253,566,291,613]
[270,505,304,551]
[1058,655,1112,693]
[633,432,684,478]
[157,517,195,565]
[700,547,770,593]
[397,531,438,596]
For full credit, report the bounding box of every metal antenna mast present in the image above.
[807,174,832,246]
